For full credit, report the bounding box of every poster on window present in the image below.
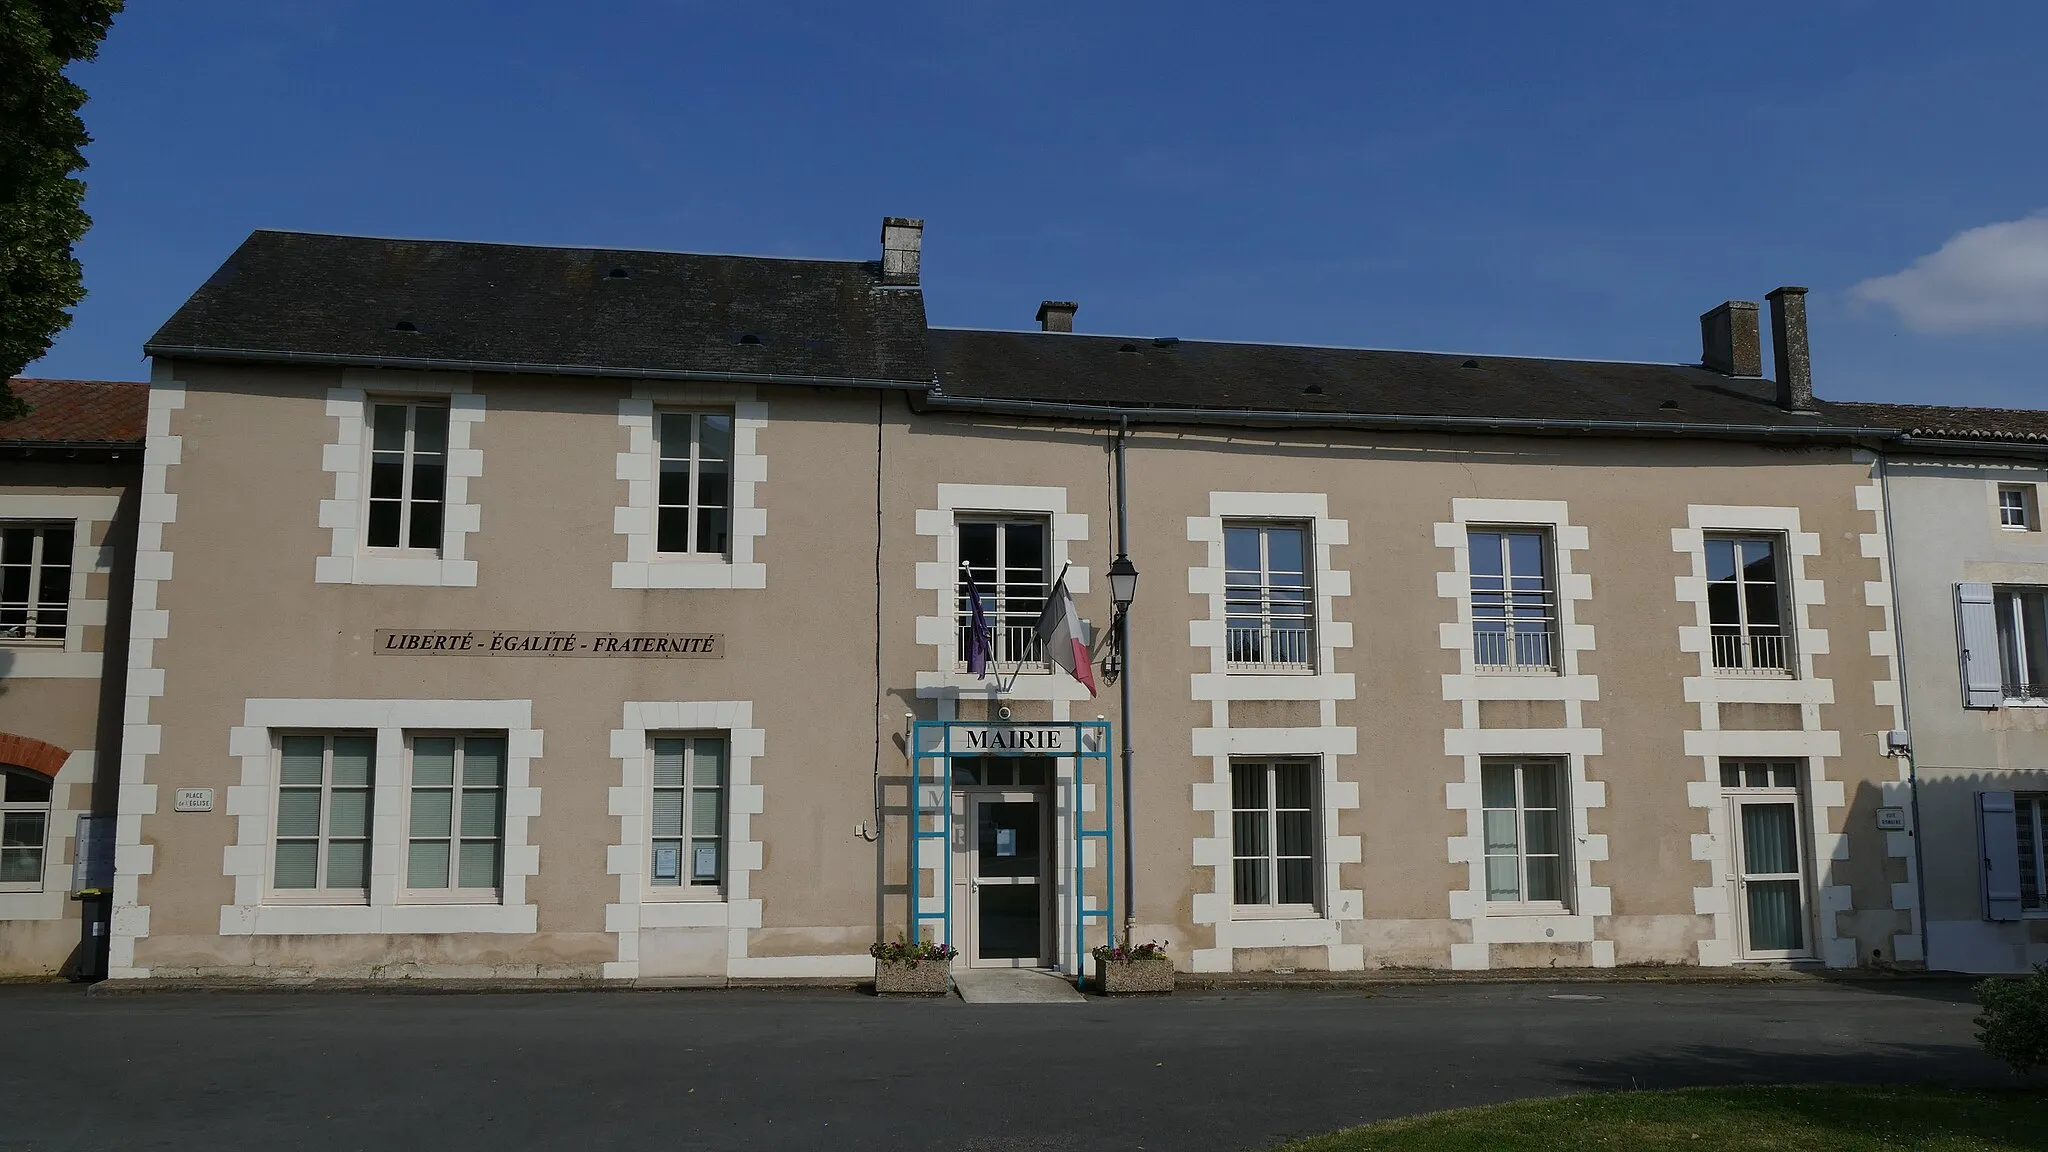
[652,846,681,882]
[693,846,718,879]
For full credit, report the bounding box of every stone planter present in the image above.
[1094,954,1175,994]
[874,958,951,996]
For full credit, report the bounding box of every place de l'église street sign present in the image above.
[374,629,723,658]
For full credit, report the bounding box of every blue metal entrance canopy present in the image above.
[908,719,1116,989]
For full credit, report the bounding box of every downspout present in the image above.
[1879,451,1932,966]
[870,389,887,944]
[1115,417,1136,946]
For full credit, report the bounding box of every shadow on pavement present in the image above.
[1548,1039,2028,1094]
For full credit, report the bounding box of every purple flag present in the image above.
[963,563,994,678]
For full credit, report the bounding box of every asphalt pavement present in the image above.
[0,979,2013,1151]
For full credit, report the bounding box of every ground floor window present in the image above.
[407,734,506,895]
[0,766,52,888]
[273,732,375,896]
[649,735,725,890]
[1231,759,1317,911]
[1482,758,1568,906]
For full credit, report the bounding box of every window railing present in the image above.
[956,619,1048,670]
[1711,630,1791,675]
[2003,681,2048,703]
[1473,626,1555,673]
[1226,624,1314,671]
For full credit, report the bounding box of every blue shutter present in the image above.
[1978,791,2022,921]
[1956,583,2003,709]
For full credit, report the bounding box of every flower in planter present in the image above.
[1091,939,1170,964]
[869,936,959,967]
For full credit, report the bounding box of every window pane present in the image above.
[412,739,456,786]
[1277,810,1312,857]
[1233,809,1268,858]
[1745,583,1782,628]
[697,462,730,510]
[1506,532,1544,579]
[1231,765,1266,810]
[692,740,724,786]
[1268,527,1307,576]
[0,847,43,883]
[0,527,31,565]
[1485,856,1520,901]
[1278,858,1314,905]
[651,740,687,787]
[698,415,732,462]
[407,841,450,888]
[275,790,322,838]
[695,506,728,555]
[1521,765,1561,809]
[957,522,998,570]
[651,790,684,837]
[1234,857,1268,905]
[3,771,50,804]
[458,841,500,888]
[1526,855,1564,903]
[407,490,444,550]
[1705,539,1737,582]
[1469,532,1502,577]
[1771,764,1798,788]
[409,789,452,837]
[650,839,683,886]
[1482,810,1518,856]
[2024,595,2048,689]
[273,841,318,889]
[690,788,719,835]
[1481,764,1516,808]
[1524,808,1562,856]
[1741,803,1801,875]
[2,810,46,848]
[279,736,326,785]
[658,413,692,459]
[371,405,407,452]
[1224,526,1260,572]
[657,458,689,508]
[326,840,369,890]
[411,405,448,454]
[327,789,370,838]
[463,738,506,787]
[331,737,375,787]
[1274,763,1313,809]
[690,838,720,883]
[1721,763,1743,788]
[1740,538,1776,575]
[656,506,689,554]
[1745,764,1771,788]
[369,456,405,500]
[460,790,502,838]
[1707,582,1740,628]
[365,500,402,548]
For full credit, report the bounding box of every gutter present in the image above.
[143,344,932,392]
[0,440,142,454]
[916,392,1904,444]
[1884,434,2048,462]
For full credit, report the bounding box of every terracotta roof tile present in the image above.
[0,378,149,445]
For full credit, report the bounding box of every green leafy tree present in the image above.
[1,1,124,419]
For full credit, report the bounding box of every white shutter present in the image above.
[1977,791,2023,921]
[1956,582,2004,708]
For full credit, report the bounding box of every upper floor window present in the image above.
[957,517,1048,668]
[649,735,725,892]
[1225,522,1313,672]
[1998,587,2048,701]
[1469,528,1554,673]
[658,412,732,556]
[0,766,52,889]
[406,734,506,896]
[1707,535,1791,675]
[1482,758,1568,907]
[2000,485,2037,531]
[273,733,374,897]
[367,401,448,551]
[0,524,70,643]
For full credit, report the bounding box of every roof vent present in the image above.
[1659,399,1680,410]
[1460,358,1479,369]
[393,320,419,334]
[737,333,763,346]
[607,266,631,279]
[1304,384,1324,395]
[1118,343,1139,354]
[1152,337,1179,348]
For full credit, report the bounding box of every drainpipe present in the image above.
[1879,452,1932,966]
[1116,417,1136,947]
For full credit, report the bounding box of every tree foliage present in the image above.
[0,0,124,418]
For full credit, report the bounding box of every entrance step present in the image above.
[953,969,1085,1004]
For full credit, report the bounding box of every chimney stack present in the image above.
[1699,300,1761,377]
[880,217,923,285]
[1036,301,1077,333]
[1766,286,1815,412]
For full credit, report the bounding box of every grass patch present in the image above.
[1274,1085,2048,1151]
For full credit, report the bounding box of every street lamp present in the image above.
[1107,553,1139,619]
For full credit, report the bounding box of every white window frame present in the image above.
[1223,520,1315,673]
[0,523,74,647]
[1468,527,1557,673]
[645,732,727,900]
[266,732,375,906]
[1999,485,2037,531]
[1229,758,1320,917]
[1481,757,1571,913]
[1718,759,1814,959]
[400,732,508,904]
[2019,792,2048,916]
[1997,586,2048,704]
[1705,533,1794,677]
[0,767,53,893]
[362,398,451,556]
[955,515,1052,672]
[654,410,735,560]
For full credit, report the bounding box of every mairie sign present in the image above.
[918,725,1081,756]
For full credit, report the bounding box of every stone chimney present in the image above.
[1036,301,1077,333]
[1766,286,1815,412]
[880,217,923,285]
[1699,300,1761,377]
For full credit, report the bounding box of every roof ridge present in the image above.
[929,325,1709,371]
[246,228,880,268]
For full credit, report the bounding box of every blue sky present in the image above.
[29,1,2048,407]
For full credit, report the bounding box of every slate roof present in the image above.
[146,230,932,386]
[0,378,148,445]
[1823,401,2048,444]
[926,328,1872,431]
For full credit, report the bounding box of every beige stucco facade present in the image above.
[105,356,1917,981]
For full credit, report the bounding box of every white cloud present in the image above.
[1851,212,2048,333]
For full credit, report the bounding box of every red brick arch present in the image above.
[0,733,70,779]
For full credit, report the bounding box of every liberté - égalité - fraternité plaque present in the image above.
[374,630,723,658]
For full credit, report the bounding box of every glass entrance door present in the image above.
[1734,797,1809,957]
[967,792,1049,968]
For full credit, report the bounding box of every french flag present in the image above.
[1034,571,1096,695]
